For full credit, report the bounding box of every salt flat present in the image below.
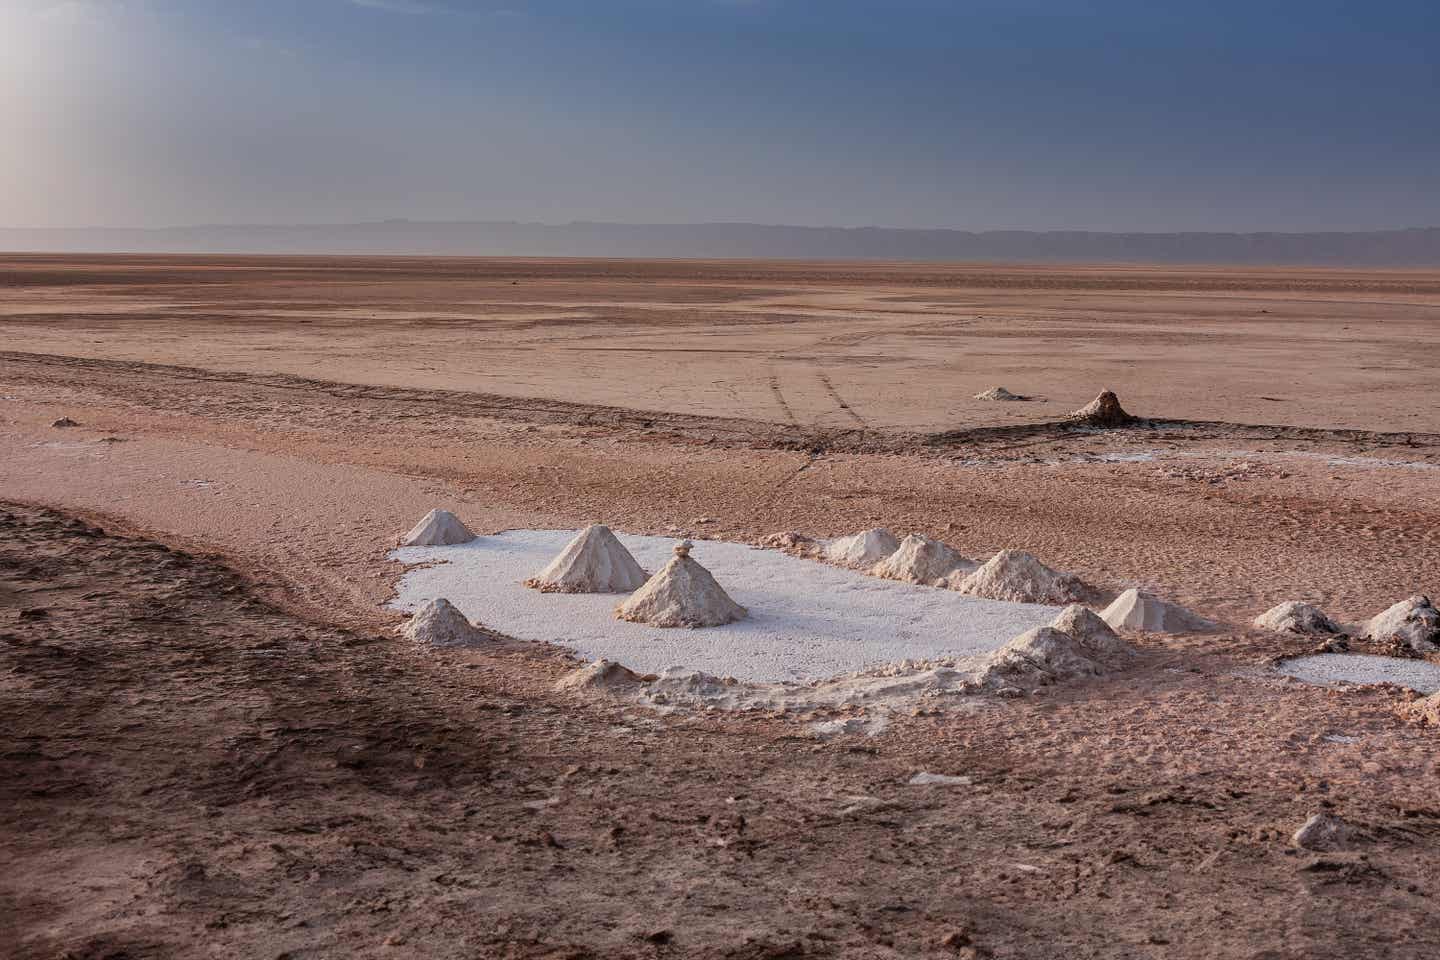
[390,529,1060,682]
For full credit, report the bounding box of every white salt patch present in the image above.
[1276,654,1440,694]
[389,530,1060,683]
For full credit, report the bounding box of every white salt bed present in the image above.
[389,529,1061,683]
[1276,654,1440,694]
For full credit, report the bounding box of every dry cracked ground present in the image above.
[2,256,1439,958]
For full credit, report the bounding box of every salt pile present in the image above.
[1362,596,1440,655]
[399,597,492,647]
[953,549,1096,605]
[871,534,976,587]
[401,509,476,547]
[1067,389,1136,427]
[616,541,747,628]
[982,604,1133,688]
[554,658,645,695]
[525,523,648,593]
[974,386,1026,401]
[824,528,900,568]
[1101,588,1218,633]
[1253,601,1342,636]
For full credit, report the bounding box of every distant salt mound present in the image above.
[1254,601,1343,636]
[525,523,648,594]
[1363,596,1440,655]
[554,658,644,695]
[401,509,476,547]
[1067,389,1136,427]
[983,606,1135,688]
[974,386,1027,401]
[616,541,747,628]
[399,597,492,647]
[1101,588,1219,633]
[953,549,1097,604]
[824,528,900,568]
[870,534,977,587]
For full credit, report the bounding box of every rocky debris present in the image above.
[615,541,747,628]
[1101,588,1219,633]
[951,549,1098,605]
[50,417,80,428]
[525,523,648,594]
[870,534,976,587]
[398,598,493,647]
[400,509,476,547]
[974,386,1027,401]
[1253,601,1343,636]
[823,527,900,568]
[1066,389,1136,427]
[1397,691,1440,727]
[554,658,645,695]
[1292,812,1353,852]
[1362,596,1440,656]
[757,530,822,558]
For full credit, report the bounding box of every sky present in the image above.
[2,0,1438,232]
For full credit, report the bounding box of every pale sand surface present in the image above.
[3,255,1440,432]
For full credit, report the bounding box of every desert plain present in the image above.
[2,254,1439,958]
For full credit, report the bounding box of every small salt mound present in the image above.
[953,549,1097,605]
[870,534,976,587]
[401,509,476,547]
[1101,588,1219,633]
[825,528,900,568]
[974,386,1026,401]
[1362,596,1440,655]
[1253,601,1342,636]
[554,658,644,695]
[1067,389,1136,427]
[983,610,1133,689]
[616,541,747,628]
[399,597,492,647]
[1051,603,1132,658]
[525,523,648,594]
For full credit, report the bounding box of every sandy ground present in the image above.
[3,256,1440,957]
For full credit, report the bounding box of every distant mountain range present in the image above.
[4,220,1440,266]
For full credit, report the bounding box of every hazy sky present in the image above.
[3,0,1438,231]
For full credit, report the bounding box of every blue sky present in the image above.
[2,0,1437,230]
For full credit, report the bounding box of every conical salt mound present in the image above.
[1101,588,1218,633]
[974,386,1026,401]
[1253,601,1342,636]
[525,524,648,594]
[825,528,900,568]
[616,541,746,628]
[953,550,1097,604]
[1067,390,1136,427]
[399,598,492,647]
[554,658,645,695]
[870,534,976,587]
[1051,604,1132,658]
[1362,596,1440,655]
[400,509,475,547]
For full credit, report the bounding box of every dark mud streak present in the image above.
[3,350,1439,456]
